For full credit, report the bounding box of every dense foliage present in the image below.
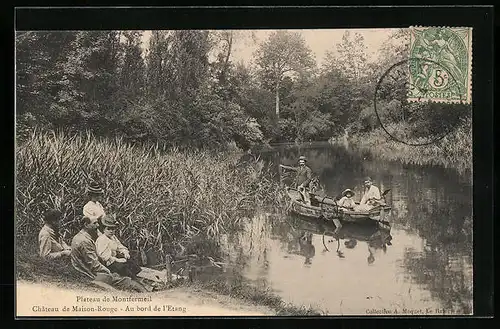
[16,29,471,148]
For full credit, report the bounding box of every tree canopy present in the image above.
[16,29,470,147]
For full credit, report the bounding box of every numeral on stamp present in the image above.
[408,26,472,103]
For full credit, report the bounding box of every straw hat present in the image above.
[298,155,307,162]
[100,214,118,228]
[87,181,104,194]
[342,189,355,197]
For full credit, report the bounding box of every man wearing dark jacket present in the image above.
[280,155,313,189]
[71,216,146,292]
[280,156,314,205]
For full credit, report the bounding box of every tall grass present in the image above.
[16,129,287,263]
[331,117,472,177]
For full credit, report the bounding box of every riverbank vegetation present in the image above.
[14,30,466,143]
[335,116,472,176]
[16,129,286,263]
[17,29,471,170]
[16,129,321,313]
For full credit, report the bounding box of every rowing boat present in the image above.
[285,187,391,225]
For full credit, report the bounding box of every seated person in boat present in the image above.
[71,215,147,292]
[360,177,381,205]
[38,209,72,260]
[338,189,356,210]
[96,215,142,279]
[356,177,381,211]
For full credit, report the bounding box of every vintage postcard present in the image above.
[16,25,474,316]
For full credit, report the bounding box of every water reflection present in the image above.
[403,245,473,314]
[218,144,472,314]
[283,218,394,266]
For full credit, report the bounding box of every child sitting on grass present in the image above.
[96,215,142,279]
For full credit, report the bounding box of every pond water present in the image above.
[220,143,473,315]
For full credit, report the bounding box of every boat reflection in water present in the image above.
[285,230,316,265]
[279,215,393,266]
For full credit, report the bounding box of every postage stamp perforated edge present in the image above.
[407,26,473,104]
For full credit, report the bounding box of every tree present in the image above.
[144,30,168,98]
[210,31,235,87]
[16,31,76,123]
[53,31,123,131]
[368,28,410,81]
[322,31,372,137]
[254,31,315,119]
[323,31,368,82]
[119,31,146,103]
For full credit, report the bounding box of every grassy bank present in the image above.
[17,242,323,315]
[331,118,472,176]
[16,129,287,263]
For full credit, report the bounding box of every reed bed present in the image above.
[16,129,287,263]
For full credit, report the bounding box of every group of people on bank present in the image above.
[38,182,148,292]
[280,155,383,211]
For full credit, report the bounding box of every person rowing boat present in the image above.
[280,155,313,189]
[355,177,382,212]
[280,156,314,205]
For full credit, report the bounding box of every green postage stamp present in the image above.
[408,26,472,103]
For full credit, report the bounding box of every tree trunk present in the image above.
[275,82,280,119]
[221,32,233,81]
[275,80,280,140]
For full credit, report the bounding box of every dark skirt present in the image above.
[108,259,142,279]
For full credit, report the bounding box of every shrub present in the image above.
[335,117,472,177]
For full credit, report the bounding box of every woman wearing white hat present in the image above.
[83,181,106,223]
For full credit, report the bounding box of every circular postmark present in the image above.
[373,57,466,146]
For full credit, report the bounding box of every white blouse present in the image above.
[95,234,129,266]
[83,201,106,221]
